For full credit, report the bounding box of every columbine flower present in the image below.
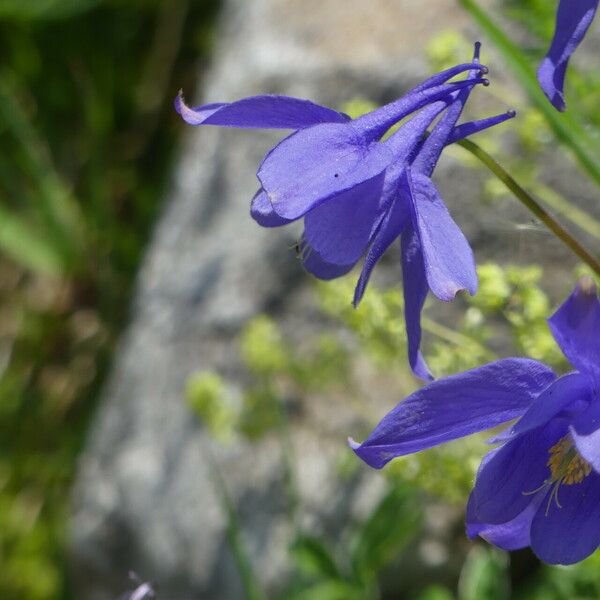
[344,46,514,379]
[351,277,600,564]
[176,45,513,379]
[538,0,599,111]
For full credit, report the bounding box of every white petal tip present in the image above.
[347,436,361,450]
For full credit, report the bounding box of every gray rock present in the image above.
[70,0,600,598]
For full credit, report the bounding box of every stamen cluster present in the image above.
[548,435,592,486]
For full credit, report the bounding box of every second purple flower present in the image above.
[351,277,600,565]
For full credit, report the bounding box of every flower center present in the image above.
[523,434,591,515]
[547,435,592,486]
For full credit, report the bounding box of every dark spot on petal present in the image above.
[334,173,339,178]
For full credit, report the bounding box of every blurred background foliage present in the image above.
[2,0,600,599]
[0,0,220,597]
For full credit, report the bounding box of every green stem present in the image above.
[206,447,267,600]
[458,139,600,278]
[530,181,600,242]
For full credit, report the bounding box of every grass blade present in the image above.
[0,201,66,274]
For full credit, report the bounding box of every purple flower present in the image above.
[345,47,515,379]
[538,0,599,111]
[117,576,155,600]
[351,277,600,565]
[176,46,514,379]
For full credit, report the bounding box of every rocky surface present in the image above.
[70,1,599,598]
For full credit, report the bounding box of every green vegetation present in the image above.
[188,262,598,599]
[0,1,220,598]
[3,0,600,599]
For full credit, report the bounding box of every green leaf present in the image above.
[283,580,364,600]
[0,0,100,20]
[0,75,87,270]
[290,535,341,580]
[209,459,267,600]
[0,202,66,274]
[417,585,456,600]
[350,483,422,582]
[458,547,509,600]
[460,0,600,190]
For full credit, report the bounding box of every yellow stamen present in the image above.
[547,435,592,486]
[523,434,592,516]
